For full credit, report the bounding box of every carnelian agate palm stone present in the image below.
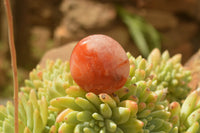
[70,34,130,94]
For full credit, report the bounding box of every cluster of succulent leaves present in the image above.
[147,49,191,102]
[0,49,199,133]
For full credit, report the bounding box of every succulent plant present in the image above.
[0,49,194,133]
[0,59,75,133]
[148,49,191,102]
[0,90,48,133]
[22,59,74,101]
[49,90,143,133]
[49,87,171,132]
[0,34,196,133]
[169,87,200,133]
[120,53,172,132]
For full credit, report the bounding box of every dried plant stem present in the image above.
[3,0,19,133]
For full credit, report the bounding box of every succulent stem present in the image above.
[3,0,19,133]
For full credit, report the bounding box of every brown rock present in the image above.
[30,26,53,60]
[60,0,116,30]
[146,0,197,15]
[39,41,77,68]
[185,50,200,91]
[54,24,85,46]
[54,0,116,45]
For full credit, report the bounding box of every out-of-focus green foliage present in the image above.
[118,7,161,58]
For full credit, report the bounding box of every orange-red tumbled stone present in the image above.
[70,34,130,94]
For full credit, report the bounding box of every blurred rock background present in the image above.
[0,0,200,97]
